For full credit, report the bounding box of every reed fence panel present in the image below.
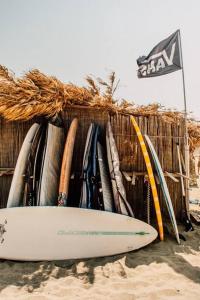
[0,108,185,221]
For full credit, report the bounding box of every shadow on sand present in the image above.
[0,225,199,292]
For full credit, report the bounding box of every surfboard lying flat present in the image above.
[130,116,164,241]
[0,207,157,261]
[145,135,180,244]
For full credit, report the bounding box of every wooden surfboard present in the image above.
[7,123,41,208]
[176,144,193,232]
[0,207,158,261]
[97,142,114,212]
[130,116,164,241]
[38,123,65,206]
[58,118,78,206]
[145,135,180,244]
[106,122,134,217]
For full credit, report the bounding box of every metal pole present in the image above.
[178,29,190,220]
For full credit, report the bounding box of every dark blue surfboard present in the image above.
[80,124,101,209]
[88,125,100,209]
[80,123,95,208]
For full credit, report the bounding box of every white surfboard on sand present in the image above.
[0,207,157,261]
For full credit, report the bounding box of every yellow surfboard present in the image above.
[130,116,164,241]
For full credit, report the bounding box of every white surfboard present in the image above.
[0,207,157,261]
[7,123,41,208]
[106,122,134,217]
[38,123,65,206]
[145,135,180,244]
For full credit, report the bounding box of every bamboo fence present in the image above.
[0,107,185,221]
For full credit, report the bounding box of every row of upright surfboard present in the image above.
[6,119,132,215]
[0,116,180,261]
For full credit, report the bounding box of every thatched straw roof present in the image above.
[0,65,199,151]
[188,121,200,153]
[0,65,182,120]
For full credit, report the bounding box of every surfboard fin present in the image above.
[179,233,186,241]
[183,218,194,232]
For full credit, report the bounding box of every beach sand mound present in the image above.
[0,225,199,300]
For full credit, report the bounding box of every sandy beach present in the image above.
[1,161,199,300]
[1,174,200,300]
[0,220,199,300]
[1,151,200,299]
[1,1,200,299]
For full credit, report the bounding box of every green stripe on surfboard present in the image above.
[57,230,150,236]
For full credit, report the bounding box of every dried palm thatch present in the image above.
[188,121,200,153]
[0,65,181,120]
[0,66,92,121]
[0,65,199,151]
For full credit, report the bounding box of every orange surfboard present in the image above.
[58,118,78,206]
[130,116,164,241]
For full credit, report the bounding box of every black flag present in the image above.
[137,30,182,78]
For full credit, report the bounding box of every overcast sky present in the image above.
[1,0,200,119]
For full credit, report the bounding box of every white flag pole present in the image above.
[178,29,191,222]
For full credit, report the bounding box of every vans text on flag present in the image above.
[137,30,182,78]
